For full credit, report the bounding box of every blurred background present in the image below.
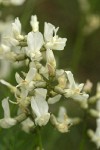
[0,0,100,149]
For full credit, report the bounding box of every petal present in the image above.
[25,67,36,83]
[21,118,34,133]
[35,88,47,100]
[72,93,89,101]
[52,38,67,50]
[2,97,10,118]
[35,113,50,126]
[0,118,16,128]
[57,106,67,122]
[78,83,84,91]
[46,49,56,68]
[15,72,23,84]
[31,96,41,117]
[48,94,61,104]
[12,18,21,36]
[0,79,16,92]
[35,89,48,115]
[27,31,44,52]
[31,88,48,117]
[44,22,54,41]
[65,71,76,89]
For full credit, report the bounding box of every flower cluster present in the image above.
[0,15,89,134]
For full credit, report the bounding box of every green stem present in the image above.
[79,111,87,150]
[36,127,43,150]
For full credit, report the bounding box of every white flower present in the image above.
[30,15,39,32]
[15,67,36,98]
[21,118,34,133]
[0,97,16,128]
[44,22,67,50]
[26,31,44,60]
[50,106,71,133]
[12,17,24,40]
[31,88,50,126]
[64,71,89,108]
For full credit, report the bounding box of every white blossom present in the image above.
[21,118,35,133]
[44,22,67,50]
[50,106,71,133]
[64,71,89,108]
[12,17,24,40]
[31,88,50,126]
[26,31,44,60]
[15,67,36,98]
[0,97,16,128]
